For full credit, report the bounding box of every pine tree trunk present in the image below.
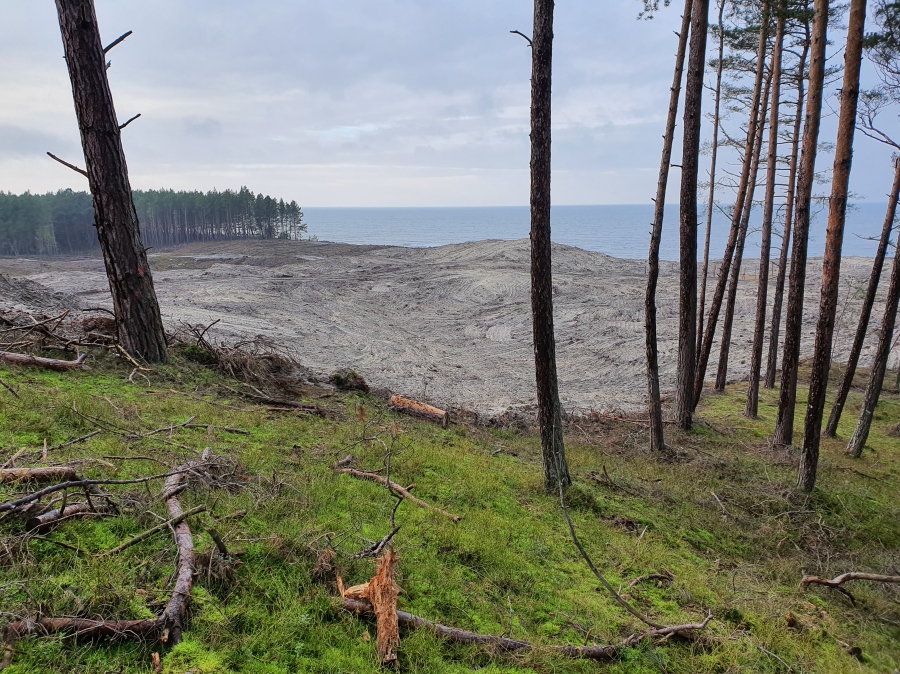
[693,4,769,409]
[646,0,693,453]
[529,0,570,490]
[773,0,829,448]
[697,0,726,361]
[847,239,900,457]
[716,69,772,391]
[746,10,785,417]
[674,0,710,431]
[55,0,167,363]
[765,17,809,389]
[798,0,866,491]
[824,157,900,436]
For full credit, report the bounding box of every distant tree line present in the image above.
[0,187,306,256]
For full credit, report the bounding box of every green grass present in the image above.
[0,352,897,673]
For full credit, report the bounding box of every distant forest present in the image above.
[0,187,306,256]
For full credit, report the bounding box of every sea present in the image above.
[302,203,893,261]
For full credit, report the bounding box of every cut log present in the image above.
[334,468,461,522]
[340,598,712,661]
[0,467,77,483]
[0,351,87,372]
[389,395,448,427]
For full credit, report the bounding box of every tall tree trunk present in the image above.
[773,0,828,448]
[693,3,770,409]
[824,157,900,436]
[766,14,810,389]
[798,0,866,492]
[646,0,693,453]
[529,0,570,490]
[55,0,167,363]
[697,0,727,360]
[716,67,773,391]
[847,236,900,457]
[746,8,785,417]
[674,0,711,431]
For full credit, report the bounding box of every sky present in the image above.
[0,1,897,207]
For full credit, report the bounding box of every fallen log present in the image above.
[389,395,449,427]
[0,351,87,372]
[0,467,77,484]
[27,503,112,532]
[801,572,900,588]
[335,468,461,522]
[340,598,712,661]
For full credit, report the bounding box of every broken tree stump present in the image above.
[389,395,448,427]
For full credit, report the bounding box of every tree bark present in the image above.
[697,0,727,363]
[824,157,900,436]
[55,0,167,363]
[674,0,710,430]
[766,12,810,389]
[798,0,866,491]
[716,67,773,392]
[847,235,900,457]
[773,0,828,448]
[693,3,769,409]
[646,0,693,452]
[746,8,785,417]
[529,0,570,489]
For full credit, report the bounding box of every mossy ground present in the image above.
[0,351,897,673]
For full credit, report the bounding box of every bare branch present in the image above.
[103,30,132,54]
[118,113,141,130]
[509,29,533,47]
[46,152,87,178]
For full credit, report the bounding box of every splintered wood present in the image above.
[341,547,402,665]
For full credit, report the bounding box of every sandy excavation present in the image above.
[0,239,893,419]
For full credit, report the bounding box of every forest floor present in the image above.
[0,239,892,419]
[0,347,897,674]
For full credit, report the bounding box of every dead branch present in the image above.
[0,351,86,372]
[801,572,900,588]
[1,453,215,665]
[334,468,461,522]
[46,152,88,178]
[103,30,132,53]
[97,505,206,558]
[184,424,250,436]
[340,598,712,661]
[510,29,533,47]
[0,467,77,484]
[241,392,328,416]
[0,467,204,515]
[0,376,19,399]
[118,113,141,130]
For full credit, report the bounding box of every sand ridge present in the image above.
[0,239,891,418]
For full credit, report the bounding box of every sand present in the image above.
[0,239,892,418]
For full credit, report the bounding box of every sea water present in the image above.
[303,203,892,261]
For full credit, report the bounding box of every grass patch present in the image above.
[0,355,897,673]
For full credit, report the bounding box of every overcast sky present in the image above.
[1,1,897,207]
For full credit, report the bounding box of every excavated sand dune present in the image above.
[0,239,891,418]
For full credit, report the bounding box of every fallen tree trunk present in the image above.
[340,598,712,661]
[335,468,461,522]
[0,467,77,483]
[389,395,449,427]
[801,572,900,588]
[0,351,87,372]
